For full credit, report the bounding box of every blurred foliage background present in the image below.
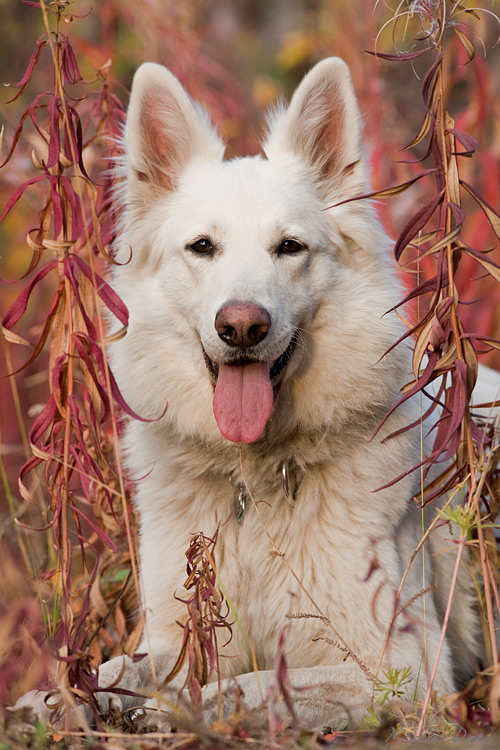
[1,0,499,710]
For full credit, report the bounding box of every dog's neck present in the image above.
[230,458,298,524]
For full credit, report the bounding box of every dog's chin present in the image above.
[202,331,299,392]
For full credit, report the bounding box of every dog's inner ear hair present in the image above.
[294,80,354,185]
[137,87,190,191]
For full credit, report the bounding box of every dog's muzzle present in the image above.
[203,331,299,443]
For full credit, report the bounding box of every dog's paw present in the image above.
[8,657,143,729]
[9,688,92,729]
[129,699,174,733]
[10,689,55,725]
[95,654,148,714]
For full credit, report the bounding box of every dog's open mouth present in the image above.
[204,333,298,443]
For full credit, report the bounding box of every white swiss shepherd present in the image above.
[20,58,494,729]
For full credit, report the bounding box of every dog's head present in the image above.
[111,60,403,445]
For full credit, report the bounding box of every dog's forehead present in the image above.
[175,155,323,233]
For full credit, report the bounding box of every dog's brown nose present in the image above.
[215,302,271,349]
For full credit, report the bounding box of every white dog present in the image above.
[18,58,492,730]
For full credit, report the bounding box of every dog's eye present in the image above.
[277,239,305,255]
[188,238,214,254]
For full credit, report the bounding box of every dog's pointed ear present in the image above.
[264,58,366,196]
[125,63,224,191]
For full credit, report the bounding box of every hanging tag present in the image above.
[280,460,296,506]
[234,483,248,524]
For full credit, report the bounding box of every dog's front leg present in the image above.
[11,650,184,728]
[140,663,374,731]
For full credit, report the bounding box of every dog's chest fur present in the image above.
[133,415,421,678]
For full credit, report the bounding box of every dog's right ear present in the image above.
[125,63,224,191]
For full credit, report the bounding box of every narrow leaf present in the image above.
[61,38,83,84]
[394,191,444,261]
[417,225,462,259]
[326,169,437,210]
[421,53,443,112]
[453,27,475,62]
[4,36,48,102]
[447,127,478,156]
[404,111,432,150]
[70,255,129,326]
[467,253,500,285]
[0,175,46,223]
[0,106,32,168]
[46,96,61,168]
[1,327,32,347]
[2,260,57,329]
[365,48,431,61]
[461,180,500,241]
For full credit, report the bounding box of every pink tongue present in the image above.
[213,362,274,443]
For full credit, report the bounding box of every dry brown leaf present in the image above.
[446,113,461,206]
[2,327,33,347]
[490,664,500,724]
[462,334,478,396]
[454,26,475,62]
[417,226,462,259]
[412,316,435,380]
[90,574,108,619]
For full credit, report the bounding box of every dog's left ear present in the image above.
[264,58,367,197]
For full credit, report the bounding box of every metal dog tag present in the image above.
[280,460,296,506]
[234,482,248,524]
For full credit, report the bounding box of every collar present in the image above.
[231,459,298,524]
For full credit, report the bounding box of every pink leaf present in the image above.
[4,35,48,102]
[2,260,57,329]
[61,38,83,84]
[69,255,129,326]
[447,128,478,156]
[421,53,443,111]
[60,177,85,240]
[366,48,431,61]
[394,191,444,261]
[0,175,46,223]
[46,96,61,168]
[29,395,58,444]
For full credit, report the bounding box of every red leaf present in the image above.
[70,255,129,326]
[421,53,443,111]
[387,271,448,310]
[327,168,438,210]
[71,503,116,552]
[46,96,61,168]
[0,106,32,168]
[61,38,83,85]
[66,105,91,180]
[394,191,444,261]
[29,395,58,444]
[71,336,110,422]
[460,180,500,242]
[447,128,478,156]
[47,175,64,239]
[0,175,46,223]
[60,177,85,241]
[373,352,440,440]
[62,258,98,340]
[8,288,65,375]
[365,48,431,61]
[4,36,48,103]
[430,360,468,462]
[2,260,57,329]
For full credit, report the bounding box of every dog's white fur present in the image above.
[17,58,493,729]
